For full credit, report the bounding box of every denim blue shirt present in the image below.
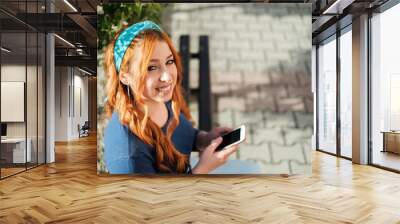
[103,102,198,174]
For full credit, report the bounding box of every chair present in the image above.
[79,121,90,138]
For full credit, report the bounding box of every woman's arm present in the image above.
[191,137,239,174]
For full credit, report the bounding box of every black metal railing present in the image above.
[179,35,212,131]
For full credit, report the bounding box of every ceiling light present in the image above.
[1,47,11,53]
[78,67,93,76]
[63,0,78,12]
[322,0,354,15]
[54,34,75,48]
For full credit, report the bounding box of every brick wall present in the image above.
[164,3,313,174]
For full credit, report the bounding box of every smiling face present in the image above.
[141,40,177,103]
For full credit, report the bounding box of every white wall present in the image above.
[54,67,89,141]
[1,65,26,143]
[1,64,46,164]
[1,65,25,130]
[55,66,68,141]
[1,65,36,138]
[71,72,89,139]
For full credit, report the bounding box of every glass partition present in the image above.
[0,0,46,179]
[1,30,28,178]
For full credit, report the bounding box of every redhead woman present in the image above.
[103,21,238,174]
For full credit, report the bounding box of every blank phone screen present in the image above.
[215,128,241,151]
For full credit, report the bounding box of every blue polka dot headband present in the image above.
[114,20,162,73]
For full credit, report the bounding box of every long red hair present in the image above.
[104,28,193,173]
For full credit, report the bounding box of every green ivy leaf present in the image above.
[98,3,165,52]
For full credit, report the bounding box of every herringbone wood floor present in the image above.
[1,135,400,223]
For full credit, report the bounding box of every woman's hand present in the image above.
[196,127,233,151]
[192,137,239,174]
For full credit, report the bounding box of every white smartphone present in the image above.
[215,125,246,151]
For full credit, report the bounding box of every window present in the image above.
[340,28,352,158]
[371,3,400,171]
[317,36,337,154]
